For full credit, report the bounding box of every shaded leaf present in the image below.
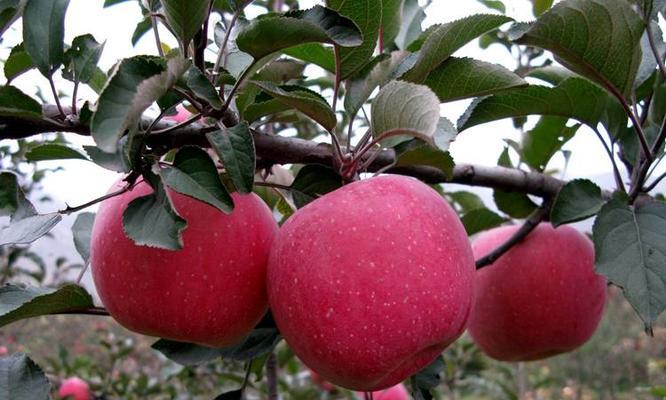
[72,212,95,264]
[0,284,94,328]
[394,139,455,180]
[22,0,69,76]
[122,175,187,250]
[236,5,362,61]
[206,122,255,194]
[0,86,42,118]
[283,44,335,73]
[462,208,506,236]
[423,57,526,102]
[0,213,62,246]
[25,144,89,162]
[160,0,209,49]
[252,82,336,131]
[290,165,343,208]
[185,66,223,109]
[327,0,382,78]
[0,353,50,400]
[513,0,644,98]
[394,0,425,50]
[593,200,666,331]
[160,146,234,213]
[402,14,512,83]
[63,34,105,83]
[521,116,579,171]
[91,56,189,152]
[410,356,444,400]
[551,179,604,226]
[4,44,34,83]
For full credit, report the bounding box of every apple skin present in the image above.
[356,383,410,400]
[268,175,475,391]
[468,223,607,362]
[90,180,278,347]
[164,106,191,123]
[58,377,91,400]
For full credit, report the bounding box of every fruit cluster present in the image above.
[90,174,606,393]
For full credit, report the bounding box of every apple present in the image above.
[164,105,192,123]
[90,180,278,347]
[0,346,7,356]
[357,383,409,400]
[467,223,607,361]
[268,175,475,391]
[309,369,335,392]
[58,377,91,400]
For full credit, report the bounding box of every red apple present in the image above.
[58,377,91,400]
[0,346,7,356]
[357,383,410,400]
[90,180,278,347]
[164,105,192,123]
[468,223,607,361]
[268,175,475,391]
[310,369,336,392]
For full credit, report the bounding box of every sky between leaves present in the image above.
[0,0,645,208]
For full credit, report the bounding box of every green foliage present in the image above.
[160,0,209,50]
[0,353,50,400]
[551,179,604,226]
[22,0,69,77]
[206,122,256,194]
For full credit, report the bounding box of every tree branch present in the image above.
[474,200,552,269]
[0,106,566,198]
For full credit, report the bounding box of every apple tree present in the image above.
[1,0,666,398]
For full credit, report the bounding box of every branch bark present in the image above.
[0,105,565,197]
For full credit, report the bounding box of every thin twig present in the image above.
[475,200,552,269]
[71,81,79,115]
[644,169,666,192]
[221,64,254,112]
[59,186,130,215]
[150,113,202,135]
[48,77,66,119]
[151,15,164,57]
[76,264,89,284]
[266,351,278,400]
[647,21,666,81]
[212,7,243,81]
[55,307,110,316]
[592,128,626,193]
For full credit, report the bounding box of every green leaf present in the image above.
[160,0,209,49]
[22,0,69,77]
[255,59,306,82]
[63,34,105,83]
[214,390,242,400]
[344,51,411,119]
[290,165,343,208]
[327,0,382,79]
[0,0,20,37]
[462,208,506,236]
[457,78,621,132]
[593,200,666,331]
[91,56,189,152]
[423,57,526,102]
[160,146,234,213]
[122,175,187,250]
[243,98,291,123]
[402,14,512,83]
[394,0,425,50]
[410,356,444,400]
[236,5,362,61]
[526,65,578,85]
[532,0,554,16]
[72,212,95,264]
[152,328,281,366]
[206,122,255,194]
[494,190,537,219]
[521,116,579,171]
[551,179,604,226]
[0,86,42,118]
[131,17,152,46]
[0,284,94,328]
[252,82,336,131]
[447,191,485,213]
[282,44,335,73]
[25,144,89,162]
[513,0,644,98]
[0,172,20,217]
[381,0,403,46]
[185,66,223,109]
[394,139,455,180]
[0,213,62,246]
[0,353,50,400]
[371,80,440,145]
[83,145,130,173]
[477,0,506,13]
[4,44,34,83]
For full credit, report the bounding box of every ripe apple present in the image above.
[164,105,192,123]
[58,377,91,400]
[268,175,475,391]
[356,383,409,400]
[467,223,607,361]
[0,346,7,356]
[90,180,278,347]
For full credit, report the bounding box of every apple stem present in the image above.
[475,199,552,269]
